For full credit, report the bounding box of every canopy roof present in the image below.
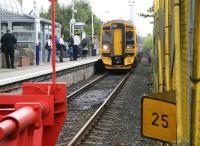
[0,0,23,15]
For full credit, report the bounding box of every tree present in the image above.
[142,33,153,56]
[40,0,101,40]
[138,6,154,18]
[138,6,154,24]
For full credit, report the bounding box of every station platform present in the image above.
[0,56,100,86]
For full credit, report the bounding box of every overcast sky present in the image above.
[23,0,153,36]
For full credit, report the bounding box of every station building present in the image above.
[0,0,61,68]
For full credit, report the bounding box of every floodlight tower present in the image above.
[128,0,134,22]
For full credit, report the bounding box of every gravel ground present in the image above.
[57,74,126,145]
[103,62,158,146]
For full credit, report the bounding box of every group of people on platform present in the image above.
[0,30,98,69]
[45,35,66,63]
[45,33,92,62]
[67,33,90,61]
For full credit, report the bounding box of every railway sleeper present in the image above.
[99,119,114,124]
[111,99,124,103]
[91,129,108,135]
[102,114,117,120]
[97,122,113,127]
[108,105,123,110]
[87,135,105,140]
[105,109,119,114]
[81,140,103,146]
[82,137,104,145]
[95,126,111,131]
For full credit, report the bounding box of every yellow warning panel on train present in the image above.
[141,92,177,143]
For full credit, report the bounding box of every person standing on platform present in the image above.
[46,36,52,62]
[68,36,74,61]
[81,38,88,58]
[92,39,99,56]
[55,36,60,62]
[58,35,65,62]
[73,33,81,61]
[0,29,17,69]
[35,40,41,65]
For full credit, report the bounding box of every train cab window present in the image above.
[102,31,111,51]
[126,31,134,49]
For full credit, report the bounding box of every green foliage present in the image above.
[138,6,154,24]
[40,0,101,40]
[143,33,153,49]
[142,33,153,56]
[138,6,154,18]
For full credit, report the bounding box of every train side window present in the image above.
[126,31,134,49]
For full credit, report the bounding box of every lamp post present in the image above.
[91,9,94,43]
[70,0,76,37]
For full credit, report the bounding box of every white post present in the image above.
[128,0,134,22]
[33,0,39,17]
[91,10,94,43]
[70,22,71,36]
[72,0,75,36]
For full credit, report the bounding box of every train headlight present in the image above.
[126,44,133,49]
[103,45,109,51]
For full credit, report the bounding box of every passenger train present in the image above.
[100,20,139,70]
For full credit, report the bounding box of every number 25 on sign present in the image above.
[141,96,177,143]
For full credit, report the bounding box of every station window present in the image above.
[1,23,8,31]
[12,22,34,31]
[13,32,34,42]
[17,42,34,49]
[0,23,8,38]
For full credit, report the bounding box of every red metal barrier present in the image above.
[0,82,67,146]
[0,1,67,145]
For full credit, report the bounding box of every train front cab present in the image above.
[100,21,138,70]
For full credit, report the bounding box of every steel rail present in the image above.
[67,71,131,146]
[68,73,107,101]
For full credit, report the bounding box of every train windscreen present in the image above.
[102,31,111,51]
[126,31,134,49]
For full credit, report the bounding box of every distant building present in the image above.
[0,0,61,68]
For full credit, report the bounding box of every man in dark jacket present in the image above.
[1,30,17,69]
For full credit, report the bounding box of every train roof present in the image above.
[103,19,135,26]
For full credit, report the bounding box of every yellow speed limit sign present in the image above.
[141,92,177,143]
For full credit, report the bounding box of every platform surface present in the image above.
[0,56,100,86]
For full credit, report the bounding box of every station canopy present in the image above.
[0,0,23,15]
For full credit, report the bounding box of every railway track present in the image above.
[57,71,131,146]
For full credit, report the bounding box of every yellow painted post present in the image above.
[174,0,187,145]
[153,0,159,92]
[164,0,170,91]
[174,0,183,144]
[158,39,163,92]
[191,0,200,145]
